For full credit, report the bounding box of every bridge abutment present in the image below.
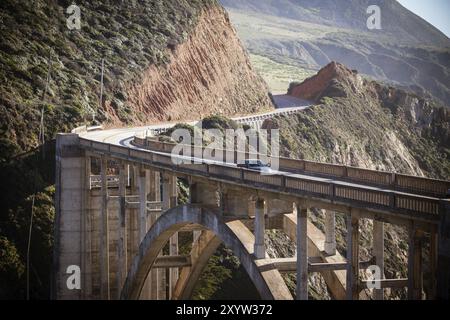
[54,133,86,300]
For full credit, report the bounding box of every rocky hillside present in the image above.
[0,0,272,299]
[271,61,450,179]
[264,62,449,299]
[220,0,450,105]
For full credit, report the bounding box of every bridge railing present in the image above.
[80,137,443,220]
[132,137,450,198]
[90,175,119,189]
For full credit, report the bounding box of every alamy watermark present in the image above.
[170,127,280,174]
[367,5,381,30]
[66,4,81,30]
[66,265,81,290]
[366,265,382,290]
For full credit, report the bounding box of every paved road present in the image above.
[81,94,311,144]
[272,94,310,109]
[79,92,439,202]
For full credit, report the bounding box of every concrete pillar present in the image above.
[373,220,384,300]
[189,182,201,243]
[54,134,85,300]
[138,169,148,243]
[408,227,424,300]
[140,169,160,300]
[169,175,179,298]
[129,165,139,262]
[253,199,266,260]
[150,171,161,300]
[429,230,438,300]
[81,155,92,299]
[267,199,293,217]
[190,180,219,242]
[324,210,336,256]
[296,203,308,300]
[159,173,178,299]
[117,162,127,299]
[437,200,450,300]
[100,156,110,300]
[346,212,359,300]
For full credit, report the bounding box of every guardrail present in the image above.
[72,125,104,134]
[90,175,119,189]
[132,137,450,199]
[79,137,444,222]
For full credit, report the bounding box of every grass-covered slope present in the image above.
[265,62,449,299]
[221,0,450,106]
[270,62,450,179]
[0,0,272,299]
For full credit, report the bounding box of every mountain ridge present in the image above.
[221,0,450,105]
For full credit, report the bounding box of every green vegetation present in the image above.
[250,54,314,93]
[224,3,450,106]
[269,70,449,299]
[0,0,217,299]
[192,246,259,300]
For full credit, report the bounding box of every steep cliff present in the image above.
[264,62,449,299]
[125,6,273,124]
[0,0,271,299]
[221,0,450,105]
[278,62,450,179]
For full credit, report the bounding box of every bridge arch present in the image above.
[172,230,222,300]
[120,204,292,300]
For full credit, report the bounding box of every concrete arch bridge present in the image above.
[53,124,450,300]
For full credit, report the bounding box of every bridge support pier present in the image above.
[149,170,161,300]
[373,220,384,300]
[100,156,110,300]
[161,173,179,299]
[408,226,424,300]
[296,203,308,300]
[346,211,359,300]
[117,162,128,299]
[138,167,153,300]
[54,134,86,300]
[324,210,336,256]
[168,175,179,298]
[254,199,266,259]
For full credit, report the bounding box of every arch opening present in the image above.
[120,205,292,300]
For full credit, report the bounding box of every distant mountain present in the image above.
[221,0,450,46]
[221,0,450,105]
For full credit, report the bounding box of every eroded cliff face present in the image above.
[281,62,449,179]
[288,61,363,101]
[112,6,273,125]
[264,62,449,299]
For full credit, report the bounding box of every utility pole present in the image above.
[27,50,52,300]
[99,58,104,110]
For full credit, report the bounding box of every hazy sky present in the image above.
[397,0,450,37]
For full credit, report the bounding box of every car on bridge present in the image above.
[237,159,272,173]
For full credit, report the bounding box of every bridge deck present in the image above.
[76,127,448,226]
